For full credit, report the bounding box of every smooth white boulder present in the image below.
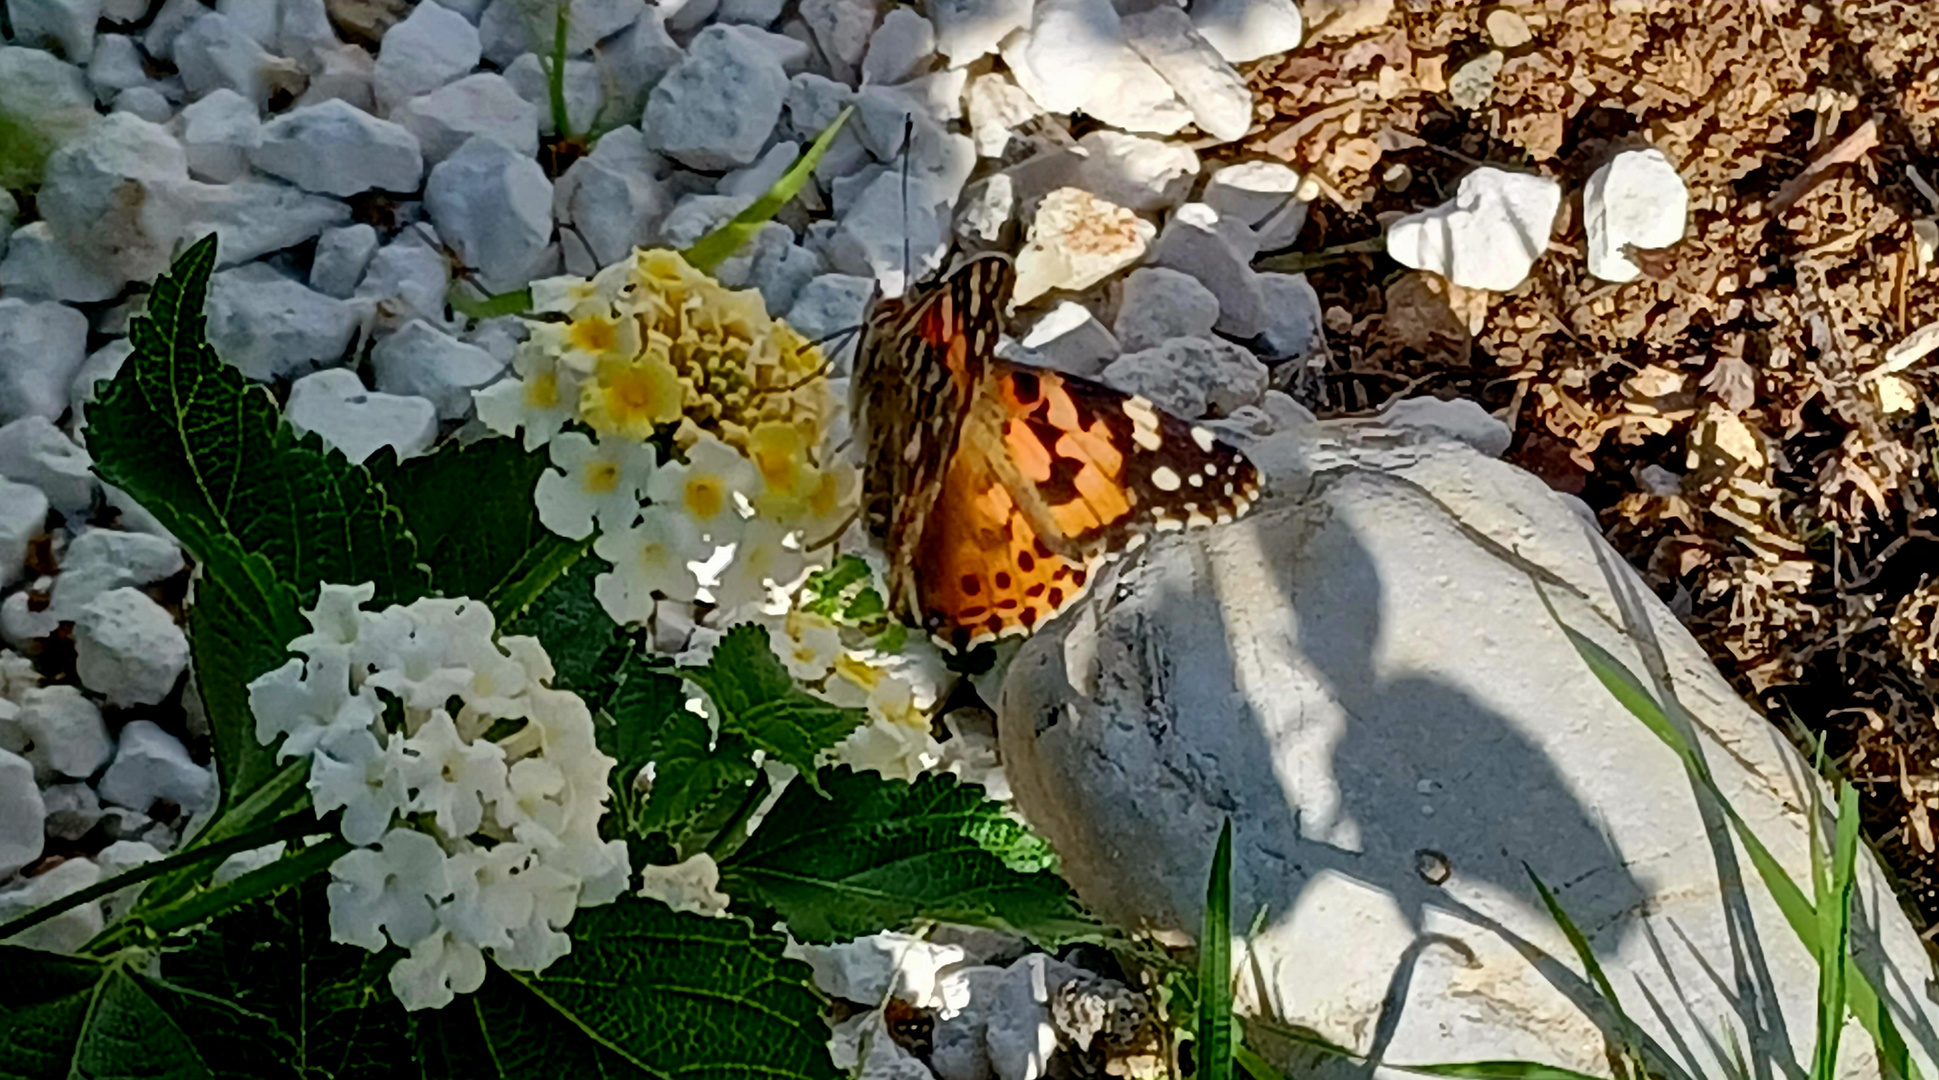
[1584,148,1689,283]
[643,25,790,171]
[251,98,424,196]
[1387,167,1562,292]
[98,719,217,815]
[286,368,438,464]
[1188,0,1301,64]
[205,263,363,381]
[998,419,1939,1078]
[424,136,554,294]
[0,301,90,425]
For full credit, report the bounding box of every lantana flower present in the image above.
[474,347,584,452]
[648,432,758,543]
[593,505,707,622]
[534,431,657,539]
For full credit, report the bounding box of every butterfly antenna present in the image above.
[899,113,914,292]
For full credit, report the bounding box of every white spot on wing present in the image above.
[1191,426,1216,452]
[1152,465,1182,491]
[1188,473,1204,487]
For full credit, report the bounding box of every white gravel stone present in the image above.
[277,0,339,60]
[1113,265,1218,350]
[853,67,966,159]
[206,263,363,380]
[286,368,438,464]
[713,222,821,312]
[309,223,380,298]
[965,72,1040,158]
[1386,166,1562,292]
[925,0,1029,65]
[88,35,150,102]
[41,782,102,842]
[499,55,599,140]
[16,685,113,780]
[560,153,674,267]
[0,418,95,515]
[1254,271,1325,363]
[0,222,123,303]
[114,86,175,122]
[720,0,783,24]
[1001,0,1189,134]
[37,112,189,288]
[0,302,90,425]
[644,26,790,171]
[175,11,304,107]
[252,99,424,195]
[392,71,541,163]
[425,136,554,294]
[142,0,210,60]
[594,9,683,117]
[372,0,480,112]
[955,174,1013,243]
[985,954,1082,1080]
[800,0,878,80]
[0,749,46,879]
[1188,0,1301,64]
[1,587,59,650]
[478,0,646,67]
[862,7,934,84]
[216,0,280,47]
[1201,160,1306,250]
[722,23,814,73]
[792,931,967,1007]
[1584,148,1688,284]
[1009,301,1119,377]
[170,178,354,264]
[0,46,97,154]
[0,481,48,591]
[98,719,215,813]
[68,340,133,438]
[177,87,262,182]
[1100,335,1267,418]
[95,839,164,918]
[786,273,873,374]
[11,0,105,64]
[785,71,857,142]
[51,528,184,619]
[1152,201,1264,337]
[1012,187,1154,306]
[294,42,375,111]
[75,590,191,708]
[1380,395,1512,458]
[0,857,102,949]
[827,154,960,297]
[370,319,505,419]
[1072,129,1198,212]
[355,226,453,331]
[1122,5,1251,143]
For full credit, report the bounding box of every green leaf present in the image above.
[684,107,854,274]
[799,554,873,617]
[1197,819,1235,1080]
[416,898,839,1080]
[598,652,760,846]
[1394,1063,1615,1080]
[679,625,864,789]
[184,532,307,810]
[502,549,625,695]
[719,767,1097,943]
[374,438,565,605]
[447,283,534,321]
[1525,864,1646,1077]
[1813,782,1860,1080]
[87,234,427,609]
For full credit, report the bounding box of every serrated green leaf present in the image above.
[416,898,839,1080]
[720,767,1097,943]
[843,586,886,622]
[684,107,854,274]
[598,652,759,847]
[679,625,863,790]
[185,532,307,809]
[1198,819,1234,1080]
[88,235,427,609]
[373,437,566,605]
[503,550,626,695]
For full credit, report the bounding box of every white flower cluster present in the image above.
[247,584,630,1011]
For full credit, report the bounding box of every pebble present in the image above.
[559,139,674,267]
[786,273,874,374]
[41,782,103,842]
[50,528,185,619]
[355,226,454,331]
[1202,160,1308,250]
[477,0,645,67]
[0,857,103,949]
[785,71,857,142]
[1448,49,1504,111]
[1189,0,1301,64]
[503,53,602,137]
[925,0,1031,66]
[986,954,1084,1080]
[661,0,718,33]
[719,0,783,24]
[1009,301,1120,377]
[955,173,1014,243]
[251,98,425,196]
[11,0,105,64]
[174,11,304,107]
[0,751,48,878]
[424,135,555,294]
[1386,166,1562,292]
[294,42,376,111]
[1381,395,1513,458]
[88,35,150,102]
[1101,335,1268,418]
[205,263,364,381]
[0,301,89,427]
[0,418,92,517]
[16,685,114,780]
[114,86,177,122]
[98,718,217,815]
[1254,271,1327,364]
[965,72,1041,159]
[1001,0,1184,130]
[644,25,790,171]
[0,222,123,303]
[96,839,164,919]
[371,0,481,112]
[1012,187,1154,306]
[286,368,439,464]
[1073,130,1198,212]
[37,112,188,287]
[793,931,967,1007]
[0,46,96,155]
[1151,201,1265,337]
[391,71,541,163]
[720,23,814,74]
[69,341,132,438]
[1486,8,1532,49]
[309,223,381,298]
[279,0,339,61]
[142,0,208,58]
[1122,5,1251,143]
[75,589,192,708]
[1583,148,1688,284]
[370,319,506,419]
[593,9,683,118]
[1113,266,1220,350]
[799,0,877,80]
[178,87,263,183]
[861,7,934,85]
[0,481,48,590]
[170,179,355,265]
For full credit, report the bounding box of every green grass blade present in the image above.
[1399,1063,1615,1080]
[448,283,535,320]
[1525,863,1643,1078]
[545,0,572,138]
[1198,819,1235,1080]
[1234,1042,1288,1080]
[1812,783,1860,1080]
[684,106,854,274]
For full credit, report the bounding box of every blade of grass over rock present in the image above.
[448,282,535,320]
[1240,1014,1608,1080]
[1198,819,1235,1080]
[1525,864,1645,1078]
[1813,783,1860,1080]
[684,106,854,274]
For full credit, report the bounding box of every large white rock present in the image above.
[286,368,438,464]
[1151,201,1264,337]
[1387,166,1562,293]
[371,0,481,112]
[643,25,790,171]
[1584,148,1688,283]
[391,71,541,163]
[177,87,263,183]
[0,417,96,515]
[1122,5,1251,144]
[36,113,189,289]
[1000,0,1190,136]
[424,135,554,294]
[0,222,122,303]
[1113,265,1219,351]
[1099,335,1266,418]
[0,749,46,879]
[369,319,505,419]
[1187,0,1301,64]
[174,11,304,107]
[0,302,90,425]
[1011,187,1154,306]
[252,99,424,195]
[998,420,1939,1078]
[16,685,114,780]
[924,0,1030,66]
[75,588,191,708]
[1202,160,1307,250]
[98,719,216,815]
[0,480,48,591]
[1073,130,1198,213]
[11,0,106,62]
[205,263,364,381]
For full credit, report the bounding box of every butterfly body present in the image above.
[853,253,1262,652]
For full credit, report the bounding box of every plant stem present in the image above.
[547,1,572,139]
[701,773,772,861]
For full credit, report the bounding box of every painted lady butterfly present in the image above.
[852,252,1263,652]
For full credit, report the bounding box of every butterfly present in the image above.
[850,252,1263,653]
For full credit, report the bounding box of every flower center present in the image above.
[583,461,620,495]
[684,477,725,520]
